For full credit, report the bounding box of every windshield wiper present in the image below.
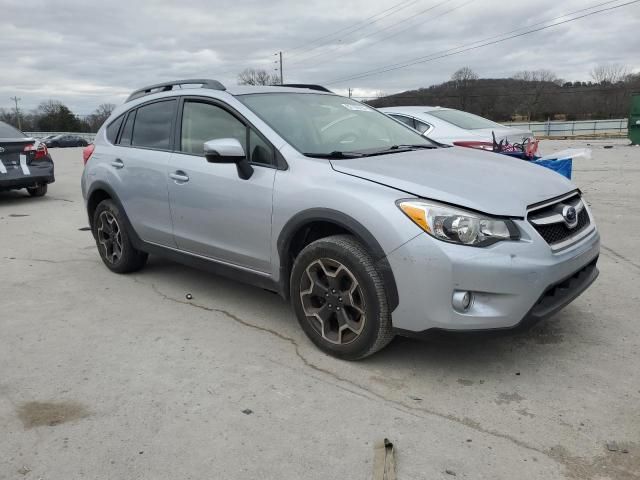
[303,151,364,159]
[387,144,437,150]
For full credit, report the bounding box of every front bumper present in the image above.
[0,159,55,190]
[386,219,600,333]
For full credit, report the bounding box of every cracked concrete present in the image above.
[1,142,639,479]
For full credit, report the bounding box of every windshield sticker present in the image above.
[342,103,373,112]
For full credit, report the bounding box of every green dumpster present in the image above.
[630,93,640,145]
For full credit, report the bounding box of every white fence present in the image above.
[26,119,629,142]
[25,132,96,142]
[507,119,628,137]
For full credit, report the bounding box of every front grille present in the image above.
[527,193,593,249]
[533,208,589,244]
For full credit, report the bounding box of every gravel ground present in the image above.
[1,139,638,480]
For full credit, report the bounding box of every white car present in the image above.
[379,106,534,146]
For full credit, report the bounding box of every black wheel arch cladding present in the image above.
[277,208,399,311]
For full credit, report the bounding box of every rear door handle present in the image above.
[111,158,124,169]
[169,171,189,183]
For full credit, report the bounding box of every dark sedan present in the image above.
[0,121,54,197]
[43,134,89,148]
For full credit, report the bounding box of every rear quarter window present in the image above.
[106,115,125,144]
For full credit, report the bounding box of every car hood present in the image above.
[330,147,575,217]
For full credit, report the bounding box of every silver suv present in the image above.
[81,79,600,359]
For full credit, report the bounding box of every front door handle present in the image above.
[169,171,190,183]
[111,158,124,169]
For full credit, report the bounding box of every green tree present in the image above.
[36,100,80,131]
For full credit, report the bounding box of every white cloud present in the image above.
[1,0,638,114]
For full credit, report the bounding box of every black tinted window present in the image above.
[132,100,176,149]
[415,120,432,134]
[0,121,26,138]
[391,114,415,129]
[249,129,274,165]
[106,115,124,144]
[119,111,135,146]
[180,101,246,155]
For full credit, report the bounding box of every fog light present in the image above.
[452,290,473,312]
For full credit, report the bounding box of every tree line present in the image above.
[369,65,640,122]
[0,101,115,133]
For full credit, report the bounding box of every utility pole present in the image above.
[10,96,22,130]
[279,51,283,85]
[348,88,353,98]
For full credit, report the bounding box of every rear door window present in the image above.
[131,100,177,150]
[414,119,432,134]
[118,111,135,146]
[390,114,415,129]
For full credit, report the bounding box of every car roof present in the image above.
[225,85,334,96]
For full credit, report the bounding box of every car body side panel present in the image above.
[168,152,276,273]
[270,145,422,283]
[84,134,175,247]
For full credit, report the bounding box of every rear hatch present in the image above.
[0,122,35,174]
[0,138,36,174]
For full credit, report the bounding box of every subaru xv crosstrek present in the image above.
[81,79,599,360]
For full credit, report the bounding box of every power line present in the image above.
[286,0,420,57]
[323,0,640,85]
[288,0,472,69]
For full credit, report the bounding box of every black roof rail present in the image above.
[126,79,226,102]
[278,84,332,93]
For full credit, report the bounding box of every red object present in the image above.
[23,142,49,160]
[452,141,494,151]
[525,139,539,157]
[82,144,95,165]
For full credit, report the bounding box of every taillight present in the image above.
[83,144,95,165]
[24,143,48,160]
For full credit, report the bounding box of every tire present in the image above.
[92,199,148,273]
[27,184,47,197]
[290,234,394,360]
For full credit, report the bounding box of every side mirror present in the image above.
[203,138,253,180]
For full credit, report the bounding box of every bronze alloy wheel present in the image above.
[299,258,366,345]
[96,210,123,264]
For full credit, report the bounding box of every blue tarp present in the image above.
[530,158,573,179]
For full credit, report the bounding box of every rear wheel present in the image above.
[290,234,394,360]
[93,199,147,273]
[27,184,47,197]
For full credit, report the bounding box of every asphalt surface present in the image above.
[1,140,639,480]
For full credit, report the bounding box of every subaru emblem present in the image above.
[0,147,5,153]
[562,205,578,229]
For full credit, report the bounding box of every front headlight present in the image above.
[397,200,519,247]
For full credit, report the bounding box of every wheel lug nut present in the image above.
[336,307,341,311]
[332,289,336,293]
[328,304,333,308]
[338,297,343,302]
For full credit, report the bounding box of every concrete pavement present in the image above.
[1,140,638,479]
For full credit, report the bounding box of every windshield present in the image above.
[427,109,503,130]
[0,121,26,138]
[238,93,435,156]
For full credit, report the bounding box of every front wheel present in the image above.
[290,234,394,360]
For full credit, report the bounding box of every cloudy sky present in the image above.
[1,0,638,115]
